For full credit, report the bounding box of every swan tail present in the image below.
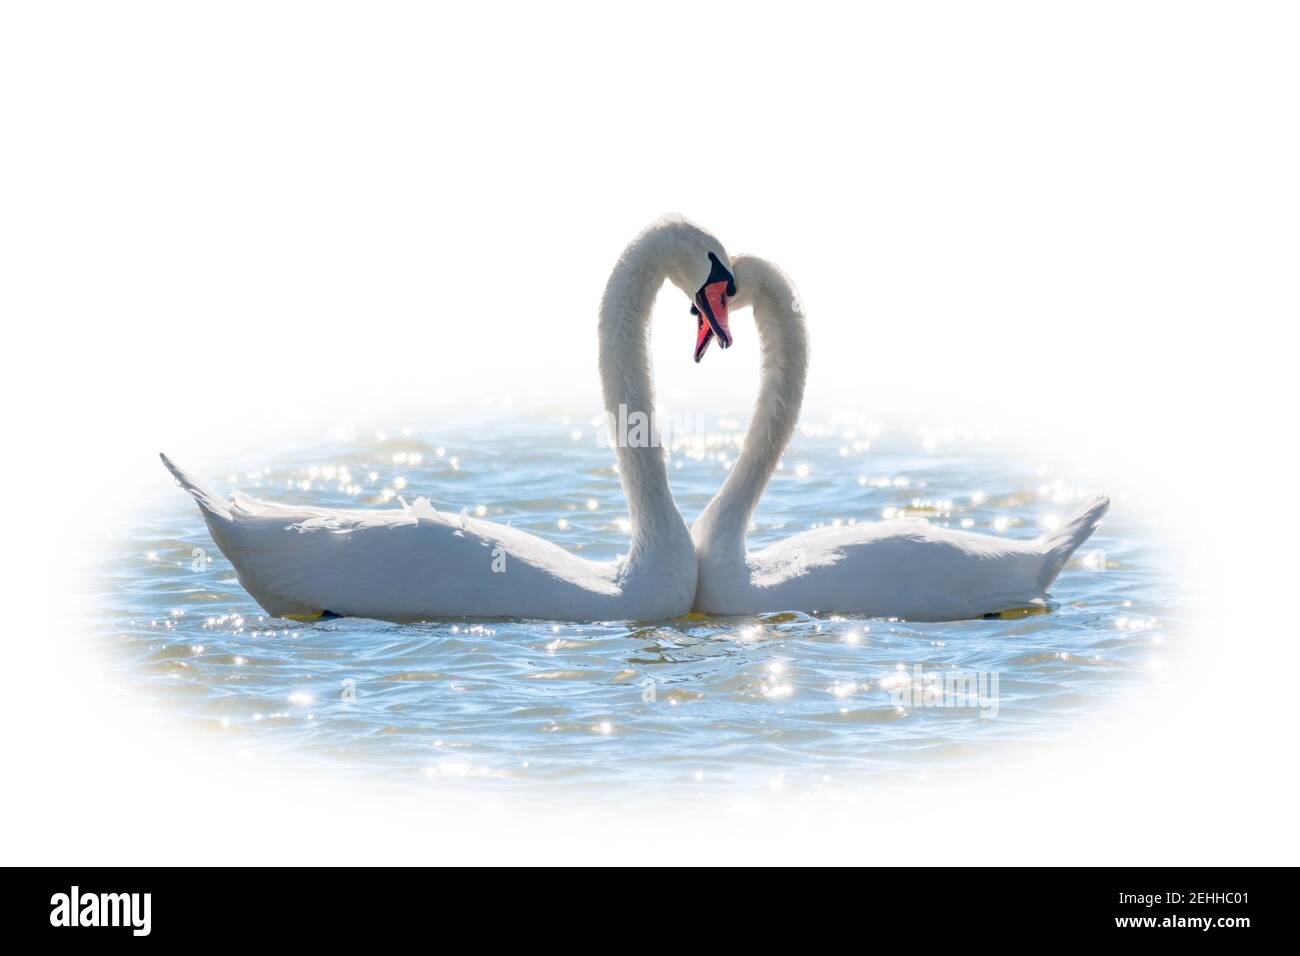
[160,453,233,522]
[1036,495,1109,590]
[159,453,330,619]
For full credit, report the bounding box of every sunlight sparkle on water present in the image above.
[94,412,1171,796]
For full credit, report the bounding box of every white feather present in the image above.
[161,216,734,622]
[689,254,1109,620]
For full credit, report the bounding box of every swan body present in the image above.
[690,255,1109,621]
[163,215,735,622]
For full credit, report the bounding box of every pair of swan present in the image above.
[163,215,1107,623]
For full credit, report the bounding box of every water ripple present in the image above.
[85,412,1182,797]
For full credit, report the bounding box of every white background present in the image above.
[2,1,1297,864]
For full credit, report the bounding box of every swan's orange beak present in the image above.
[694,308,715,362]
[692,252,735,362]
[692,283,733,362]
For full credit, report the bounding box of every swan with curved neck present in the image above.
[690,254,1109,621]
[162,215,735,622]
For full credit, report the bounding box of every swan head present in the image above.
[689,251,737,362]
[723,253,803,321]
[654,215,736,362]
[726,254,793,311]
[727,254,761,312]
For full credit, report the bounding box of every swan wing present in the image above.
[746,501,1106,621]
[161,454,619,620]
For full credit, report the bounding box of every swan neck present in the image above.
[598,226,689,558]
[693,274,808,560]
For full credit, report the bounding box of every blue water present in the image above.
[85,409,1182,797]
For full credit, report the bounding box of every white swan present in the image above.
[690,254,1109,621]
[162,214,736,622]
